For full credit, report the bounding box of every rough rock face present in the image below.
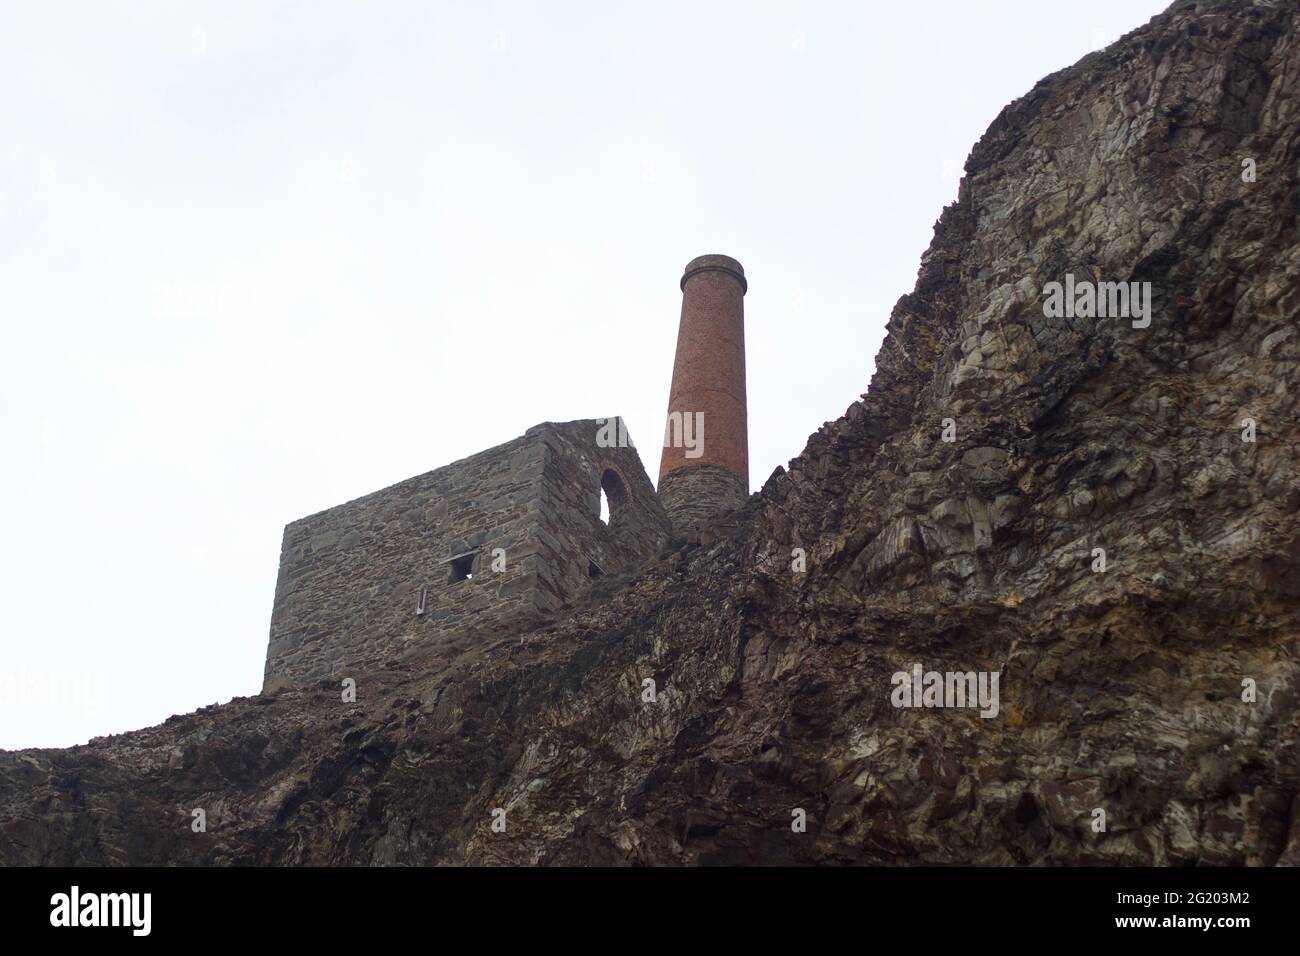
[2,0,1299,865]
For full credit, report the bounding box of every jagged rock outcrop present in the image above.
[2,0,1298,865]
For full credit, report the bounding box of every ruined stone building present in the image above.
[263,254,751,690]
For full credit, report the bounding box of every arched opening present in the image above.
[598,468,628,526]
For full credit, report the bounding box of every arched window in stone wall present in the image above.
[599,468,628,526]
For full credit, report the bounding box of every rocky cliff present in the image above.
[3,0,1299,865]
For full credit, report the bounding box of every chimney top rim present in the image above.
[681,254,746,294]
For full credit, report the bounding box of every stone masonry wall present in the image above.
[264,419,667,690]
[658,463,747,536]
[531,420,670,610]
[263,434,546,690]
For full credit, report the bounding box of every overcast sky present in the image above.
[0,0,1171,749]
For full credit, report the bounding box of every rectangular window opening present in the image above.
[449,553,475,583]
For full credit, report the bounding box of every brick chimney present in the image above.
[657,253,749,532]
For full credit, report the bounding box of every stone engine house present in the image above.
[264,255,750,690]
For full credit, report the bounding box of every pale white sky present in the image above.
[0,0,1170,749]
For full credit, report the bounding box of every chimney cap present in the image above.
[681,254,746,295]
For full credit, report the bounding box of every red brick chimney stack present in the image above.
[657,253,749,532]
